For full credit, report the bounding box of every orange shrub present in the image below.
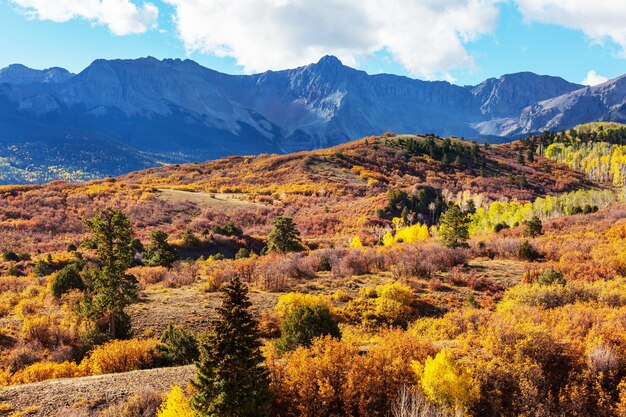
[85,338,161,375]
[21,315,71,348]
[131,266,168,286]
[267,331,434,417]
[9,361,86,385]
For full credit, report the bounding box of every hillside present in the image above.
[0,134,590,254]
[0,57,589,183]
[3,132,626,416]
[0,366,194,416]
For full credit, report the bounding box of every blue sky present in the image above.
[1,0,625,86]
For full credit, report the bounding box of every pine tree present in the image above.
[192,276,271,417]
[267,216,302,253]
[82,209,138,339]
[143,230,179,267]
[437,205,470,248]
[523,216,543,238]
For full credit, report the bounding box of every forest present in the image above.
[0,130,626,417]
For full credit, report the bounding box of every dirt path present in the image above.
[0,365,194,416]
[157,188,264,209]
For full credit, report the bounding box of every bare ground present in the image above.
[156,189,263,209]
[129,282,280,337]
[0,365,194,417]
[467,258,526,289]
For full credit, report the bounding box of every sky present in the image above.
[0,0,625,86]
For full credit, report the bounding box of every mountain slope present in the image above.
[0,56,616,183]
[479,76,626,136]
[472,72,582,118]
[0,64,73,84]
[201,55,484,151]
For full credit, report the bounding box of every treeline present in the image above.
[469,188,621,233]
[380,185,620,236]
[525,125,626,185]
[381,134,485,170]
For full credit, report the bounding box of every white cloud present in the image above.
[581,70,609,86]
[163,0,501,80]
[10,0,159,35]
[515,0,626,57]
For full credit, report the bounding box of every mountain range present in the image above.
[0,55,625,183]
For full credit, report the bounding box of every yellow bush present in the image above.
[21,315,69,347]
[394,224,430,244]
[374,282,414,325]
[275,292,332,318]
[0,291,20,317]
[0,368,11,387]
[14,297,42,318]
[86,338,160,375]
[384,223,430,246]
[333,289,351,302]
[9,361,86,384]
[359,286,377,298]
[606,223,626,241]
[413,349,477,412]
[351,236,363,248]
[376,282,413,304]
[157,385,194,417]
[382,231,394,246]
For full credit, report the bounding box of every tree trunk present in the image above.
[109,311,116,339]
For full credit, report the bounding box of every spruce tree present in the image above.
[437,205,470,248]
[523,216,543,238]
[192,275,271,417]
[267,216,302,253]
[82,209,138,339]
[143,230,179,267]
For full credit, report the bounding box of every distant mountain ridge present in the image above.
[0,64,73,84]
[0,55,623,183]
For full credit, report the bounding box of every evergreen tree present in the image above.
[82,209,138,339]
[471,142,481,162]
[276,305,340,353]
[51,264,85,298]
[523,216,543,238]
[464,199,476,215]
[144,230,179,267]
[267,216,302,253]
[518,174,528,188]
[181,229,201,249]
[437,205,470,248]
[158,323,199,366]
[192,276,271,417]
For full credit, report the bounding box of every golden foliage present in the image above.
[86,338,160,375]
[9,361,86,385]
[350,236,363,248]
[275,293,333,318]
[268,331,433,417]
[374,282,414,325]
[157,385,194,417]
[414,349,478,411]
